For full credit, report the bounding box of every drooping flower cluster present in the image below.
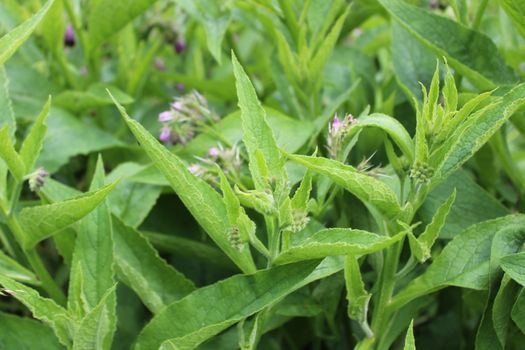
[158,91,219,145]
[327,113,358,158]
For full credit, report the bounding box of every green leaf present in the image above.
[38,108,123,173]
[286,154,402,219]
[110,95,256,274]
[0,249,38,284]
[0,125,25,181]
[378,0,517,89]
[274,228,405,265]
[18,180,118,249]
[344,254,371,332]
[391,19,435,101]
[232,52,288,197]
[72,285,117,350]
[113,217,196,314]
[403,320,416,350]
[511,289,525,333]
[0,66,15,135]
[392,215,525,309]
[433,83,525,183]
[40,0,64,54]
[500,0,525,38]
[351,113,414,162]
[492,275,520,347]
[501,252,525,286]
[87,0,159,50]
[0,311,64,349]
[68,157,115,318]
[54,84,133,113]
[19,96,51,172]
[419,170,508,239]
[0,0,56,65]
[134,259,342,350]
[414,190,456,262]
[0,274,73,347]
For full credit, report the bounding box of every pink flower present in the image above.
[171,101,184,111]
[188,164,200,174]
[174,40,186,54]
[159,111,174,122]
[208,147,220,158]
[330,115,342,134]
[159,126,172,142]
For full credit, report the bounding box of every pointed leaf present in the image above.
[110,94,256,274]
[18,180,118,249]
[286,154,402,219]
[19,96,51,172]
[0,249,38,284]
[0,0,56,65]
[274,228,405,265]
[403,320,416,350]
[0,126,25,181]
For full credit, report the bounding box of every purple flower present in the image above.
[64,24,75,47]
[171,101,184,111]
[159,111,174,122]
[159,126,172,142]
[330,115,342,134]
[188,164,200,174]
[176,83,185,92]
[174,40,186,54]
[154,58,166,71]
[208,147,220,158]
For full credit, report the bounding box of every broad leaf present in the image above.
[286,154,402,219]
[378,0,517,89]
[18,180,118,248]
[0,275,73,347]
[0,249,38,284]
[0,311,63,349]
[134,258,342,350]
[274,228,405,265]
[110,94,256,274]
[501,253,525,286]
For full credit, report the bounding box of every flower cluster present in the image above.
[327,114,358,158]
[28,167,49,192]
[187,143,243,185]
[409,161,434,184]
[158,91,219,145]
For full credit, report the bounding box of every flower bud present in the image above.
[159,126,172,142]
[28,167,49,192]
[64,24,75,47]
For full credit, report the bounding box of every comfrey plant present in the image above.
[2,0,525,349]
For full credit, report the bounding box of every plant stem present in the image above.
[472,0,489,31]
[5,215,66,305]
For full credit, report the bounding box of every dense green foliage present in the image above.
[0,0,525,349]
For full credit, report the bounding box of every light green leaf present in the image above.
[68,157,115,317]
[0,249,38,284]
[433,83,525,183]
[403,320,416,350]
[72,285,117,350]
[40,0,64,54]
[18,180,118,249]
[113,217,196,314]
[286,154,402,219]
[500,0,525,38]
[0,125,25,181]
[501,252,525,286]
[232,52,288,197]
[392,215,525,310]
[0,311,64,349]
[0,0,55,65]
[351,113,414,162]
[274,228,405,265]
[134,259,342,350]
[110,95,256,274]
[0,274,73,347]
[87,0,159,50]
[19,96,51,172]
[0,66,15,135]
[378,0,517,89]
